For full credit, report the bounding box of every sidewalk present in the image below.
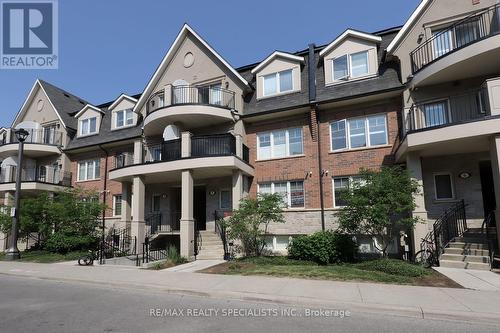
[1,261,500,324]
[434,267,500,291]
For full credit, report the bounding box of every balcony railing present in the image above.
[410,4,500,74]
[146,85,236,114]
[143,139,182,164]
[191,133,236,158]
[0,166,72,187]
[404,87,490,133]
[0,128,63,146]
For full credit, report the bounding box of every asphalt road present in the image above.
[0,275,497,333]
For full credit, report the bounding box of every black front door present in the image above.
[193,186,206,231]
[479,160,496,216]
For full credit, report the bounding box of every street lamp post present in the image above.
[5,128,30,261]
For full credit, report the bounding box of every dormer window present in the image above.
[80,117,97,136]
[333,50,369,81]
[116,109,134,128]
[263,69,293,96]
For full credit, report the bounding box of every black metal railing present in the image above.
[172,85,235,109]
[242,144,250,163]
[143,139,181,164]
[142,238,169,264]
[1,128,63,146]
[410,4,500,74]
[481,211,497,270]
[191,133,236,158]
[215,210,231,260]
[404,87,490,133]
[423,200,467,261]
[114,153,134,169]
[145,211,181,237]
[0,166,72,186]
[146,90,166,114]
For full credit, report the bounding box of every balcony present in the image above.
[0,165,72,192]
[143,85,237,136]
[409,4,500,86]
[397,78,500,160]
[0,128,63,158]
[109,133,253,183]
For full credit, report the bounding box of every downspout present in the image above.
[308,43,325,231]
[98,145,109,263]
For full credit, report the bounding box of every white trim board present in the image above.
[251,51,305,74]
[319,29,382,57]
[108,94,138,111]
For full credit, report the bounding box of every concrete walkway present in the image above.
[1,261,500,324]
[164,259,225,272]
[434,267,500,291]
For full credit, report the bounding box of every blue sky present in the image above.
[0,0,420,127]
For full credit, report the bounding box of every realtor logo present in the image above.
[1,0,58,69]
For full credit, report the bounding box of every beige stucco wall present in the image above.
[392,0,497,83]
[77,108,102,137]
[140,33,245,116]
[255,57,302,99]
[15,87,60,127]
[323,37,378,85]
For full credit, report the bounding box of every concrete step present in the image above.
[452,237,489,244]
[440,254,490,263]
[443,247,490,256]
[439,260,491,270]
[447,242,489,250]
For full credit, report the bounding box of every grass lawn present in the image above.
[201,256,462,288]
[1,250,87,263]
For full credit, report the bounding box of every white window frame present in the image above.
[219,189,232,210]
[332,176,364,208]
[262,69,294,97]
[332,50,371,82]
[152,194,161,212]
[330,114,388,152]
[420,99,451,128]
[77,159,100,181]
[257,180,305,209]
[115,109,134,129]
[433,172,455,201]
[113,194,122,217]
[79,117,97,136]
[257,127,303,160]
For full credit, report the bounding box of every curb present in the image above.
[2,271,500,325]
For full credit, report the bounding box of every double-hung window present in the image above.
[77,159,100,181]
[219,189,232,210]
[333,176,364,207]
[257,127,303,160]
[263,69,293,96]
[80,117,97,136]
[422,100,449,128]
[330,115,387,151]
[116,109,134,128]
[113,194,122,216]
[332,50,369,81]
[257,181,305,208]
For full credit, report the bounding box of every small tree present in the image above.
[336,166,420,257]
[225,193,285,257]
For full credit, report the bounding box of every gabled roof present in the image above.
[319,29,382,57]
[250,51,305,74]
[386,0,431,54]
[12,80,89,130]
[74,104,104,118]
[134,23,249,113]
[108,94,138,111]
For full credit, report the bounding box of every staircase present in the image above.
[439,228,493,270]
[196,230,225,260]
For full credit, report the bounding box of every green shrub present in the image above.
[354,259,429,277]
[288,231,357,265]
[166,245,187,264]
[43,233,98,254]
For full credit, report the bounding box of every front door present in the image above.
[479,160,496,216]
[194,186,206,231]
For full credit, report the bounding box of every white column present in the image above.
[235,134,243,159]
[131,176,145,250]
[406,152,429,254]
[133,140,143,164]
[0,192,14,251]
[121,182,132,230]
[232,170,243,210]
[181,131,192,158]
[489,136,500,249]
[164,84,172,106]
[180,169,194,260]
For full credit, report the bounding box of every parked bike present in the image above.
[414,238,438,268]
[78,250,98,266]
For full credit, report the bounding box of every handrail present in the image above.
[142,238,169,264]
[410,4,500,74]
[215,210,231,260]
[0,128,64,146]
[481,211,496,270]
[0,166,72,186]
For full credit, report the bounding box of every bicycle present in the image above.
[414,238,438,268]
[78,250,98,266]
